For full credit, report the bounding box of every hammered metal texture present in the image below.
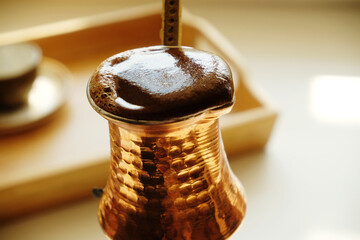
[98,112,246,240]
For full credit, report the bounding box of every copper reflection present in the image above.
[98,108,246,240]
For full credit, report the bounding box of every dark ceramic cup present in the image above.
[0,42,42,109]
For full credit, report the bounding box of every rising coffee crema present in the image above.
[88,46,234,122]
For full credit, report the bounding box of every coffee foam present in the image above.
[88,46,234,122]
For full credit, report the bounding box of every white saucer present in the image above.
[0,57,71,135]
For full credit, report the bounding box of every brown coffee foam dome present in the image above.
[88,46,234,122]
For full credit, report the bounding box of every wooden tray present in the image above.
[0,4,277,221]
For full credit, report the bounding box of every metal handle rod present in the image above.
[161,0,182,46]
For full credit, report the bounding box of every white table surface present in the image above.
[1,1,360,239]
